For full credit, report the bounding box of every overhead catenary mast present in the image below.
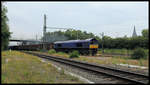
[43,14,47,49]
[42,14,76,49]
[44,14,46,41]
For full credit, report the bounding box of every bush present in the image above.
[48,49,56,54]
[131,48,147,59]
[69,50,79,58]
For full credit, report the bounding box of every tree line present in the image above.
[43,29,149,49]
[101,34,148,49]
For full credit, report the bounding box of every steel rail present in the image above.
[23,51,149,84]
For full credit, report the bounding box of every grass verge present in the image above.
[2,51,83,83]
[32,51,148,67]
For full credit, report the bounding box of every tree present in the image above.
[142,29,149,38]
[141,29,149,49]
[42,29,99,42]
[42,32,69,43]
[103,36,112,48]
[1,3,11,50]
[131,47,147,59]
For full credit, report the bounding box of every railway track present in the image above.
[23,51,149,84]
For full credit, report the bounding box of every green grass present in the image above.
[31,51,149,67]
[57,52,67,55]
[103,48,132,54]
[98,48,149,57]
[2,51,84,83]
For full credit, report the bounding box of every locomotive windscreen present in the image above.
[90,38,98,44]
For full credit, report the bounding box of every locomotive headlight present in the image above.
[89,44,98,48]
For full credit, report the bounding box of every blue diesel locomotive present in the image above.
[54,38,99,55]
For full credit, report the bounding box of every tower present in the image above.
[132,26,137,37]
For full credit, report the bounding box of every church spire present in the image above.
[132,25,137,37]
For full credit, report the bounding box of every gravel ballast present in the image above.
[39,58,132,84]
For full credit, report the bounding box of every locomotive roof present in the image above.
[54,38,97,44]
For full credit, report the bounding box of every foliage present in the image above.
[41,29,98,43]
[131,48,147,59]
[69,50,79,58]
[48,49,56,54]
[100,35,148,49]
[40,25,148,50]
[1,3,11,50]
[142,29,149,38]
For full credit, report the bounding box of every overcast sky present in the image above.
[5,1,148,40]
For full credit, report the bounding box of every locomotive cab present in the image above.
[89,38,98,48]
[89,38,99,56]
